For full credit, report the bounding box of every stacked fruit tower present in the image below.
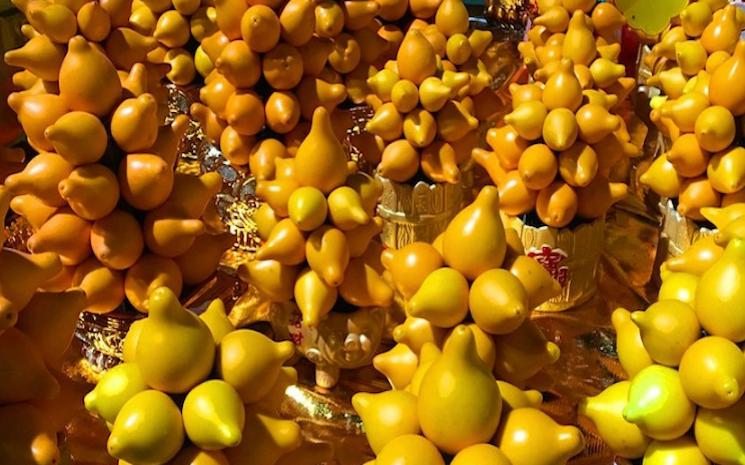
[642,1,745,222]
[2,0,229,318]
[0,189,92,465]
[582,212,745,464]
[84,286,332,465]
[475,0,636,228]
[350,185,586,465]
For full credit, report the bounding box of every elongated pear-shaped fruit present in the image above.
[393,318,446,356]
[611,308,653,378]
[4,34,64,81]
[352,390,420,454]
[27,210,92,266]
[111,93,159,153]
[373,343,419,390]
[5,152,72,207]
[0,403,60,465]
[339,256,393,308]
[294,107,348,193]
[118,153,174,211]
[397,29,437,85]
[59,36,122,116]
[543,58,583,111]
[679,336,745,409]
[327,186,370,230]
[217,329,294,403]
[198,299,233,344]
[469,269,528,335]
[496,407,584,465]
[294,268,337,326]
[135,287,215,393]
[84,362,148,424]
[381,242,443,300]
[143,211,205,258]
[58,164,120,221]
[256,218,306,266]
[224,404,302,465]
[579,382,650,459]
[710,40,745,115]
[493,319,560,385]
[509,255,561,308]
[701,203,745,230]
[497,380,543,412]
[562,11,596,66]
[44,111,107,166]
[442,186,506,280]
[418,325,502,454]
[238,259,298,302]
[696,238,745,342]
[306,226,349,287]
[640,155,683,198]
[107,390,185,465]
[182,380,245,450]
[408,267,469,328]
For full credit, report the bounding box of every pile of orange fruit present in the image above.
[474,0,636,227]
[642,1,745,221]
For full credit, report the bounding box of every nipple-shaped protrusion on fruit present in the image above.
[496,407,585,465]
[701,4,740,54]
[493,319,561,385]
[679,336,745,410]
[4,34,64,81]
[695,105,736,152]
[623,365,695,441]
[680,1,713,37]
[702,203,745,231]
[403,108,437,148]
[639,155,683,198]
[107,390,185,465]
[497,380,543,412]
[135,287,214,393]
[27,3,76,44]
[182,380,245,450]
[238,259,298,302]
[469,269,528,335]
[27,210,91,266]
[72,257,125,314]
[118,153,174,211]
[339,255,393,307]
[393,317,446,356]
[197,299,233,345]
[0,327,60,403]
[381,242,443,300]
[542,59,583,111]
[710,40,745,115]
[576,103,621,144]
[224,404,302,465]
[294,107,348,193]
[124,254,182,313]
[696,238,745,342]
[59,36,122,116]
[611,308,653,378]
[7,92,68,152]
[111,93,159,153]
[84,362,147,424]
[5,195,53,234]
[305,226,349,287]
[508,255,561,308]
[665,133,710,178]
[151,115,190,167]
[504,101,548,141]
[5,151,72,206]
[407,267,469,328]
[708,146,745,194]
[373,343,419,390]
[326,186,370,230]
[58,164,120,220]
[294,268,338,326]
[417,325,502,454]
[579,381,650,459]
[352,390,420,454]
[44,111,107,166]
[631,300,700,367]
[255,218,306,266]
[0,403,60,465]
[397,29,437,85]
[563,10,596,66]
[576,176,628,219]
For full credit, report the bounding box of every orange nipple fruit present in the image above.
[59,36,122,117]
[576,176,628,219]
[72,258,125,314]
[5,152,72,207]
[4,34,65,81]
[111,93,159,153]
[118,153,174,211]
[90,210,145,271]
[9,195,57,231]
[105,27,158,70]
[143,210,206,258]
[124,254,183,312]
[536,181,578,228]
[294,107,349,193]
[27,210,92,266]
[58,164,120,221]
[397,29,437,85]
[163,172,223,219]
[44,111,107,166]
[0,248,62,314]
[175,233,235,285]
[518,144,558,191]
[677,177,721,221]
[7,93,68,152]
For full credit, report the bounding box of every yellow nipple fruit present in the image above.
[340,255,394,307]
[118,153,174,211]
[255,219,306,266]
[16,289,86,367]
[198,299,233,344]
[381,242,443,300]
[631,300,700,367]
[294,107,348,194]
[352,390,420,454]
[107,390,185,465]
[393,318,447,355]
[536,181,578,228]
[518,144,558,190]
[143,211,206,258]
[702,203,745,230]
[496,407,584,465]
[642,437,711,465]
[378,139,419,182]
[421,141,461,184]
[542,108,578,152]
[504,100,548,141]
[58,164,120,221]
[327,186,370,231]
[486,125,529,171]
[562,10,596,66]
[469,269,528,335]
[59,36,122,116]
[154,10,190,48]
[124,254,183,313]
[442,186,506,280]
[694,397,745,465]
[576,103,621,144]
[0,327,59,403]
[4,34,65,82]
[450,444,511,465]
[710,40,745,115]
[435,0,468,37]
[374,343,419,390]
[375,435,445,465]
[661,92,709,133]
[366,102,403,141]
[238,259,297,302]
[111,93,159,153]
[558,142,598,187]
[27,210,92,266]
[346,172,382,216]
[676,41,708,76]
[344,217,383,258]
[497,380,543,412]
[306,226,350,287]
[436,100,478,142]
[493,319,561,384]
[391,79,419,113]
[408,267,469,328]
[679,336,745,409]
[84,362,148,424]
[397,29,437,85]
[418,77,453,113]
[86,212,138,268]
[418,325,502,454]
[168,447,230,465]
[182,380,245,450]
[580,382,650,459]
[708,146,745,194]
[534,6,569,33]
[639,155,683,198]
[542,59,583,111]
[135,287,214,393]
[217,329,294,403]
[224,404,301,465]
[702,4,740,54]
[44,111,107,165]
[666,238,723,277]
[665,133,710,178]
[696,238,745,342]
[612,308,654,378]
[0,249,61,314]
[680,1,713,37]
[0,403,60,465]
[695,105,736,152]
[623,365,696,441]
[508,255,561,309]
[403,109,437,148]
[5,152,72,206]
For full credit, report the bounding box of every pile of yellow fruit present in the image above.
[363,0,497,184]
[0,190,91,464]
[3,1,229,314]
[642,1,745,220]
[354,185,587,465]
[582,225,745,464]
[241,106,393,328]
[85,286,326,465]
[473,0,635,227]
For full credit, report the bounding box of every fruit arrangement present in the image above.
[642,1,745,220]
[363,0,500,184]
[3,1,230,314]
[240,106,393,329]
[353,185,586,465]
[84,286,325,465]
[582,229,745,463]
[474,0,636,227]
